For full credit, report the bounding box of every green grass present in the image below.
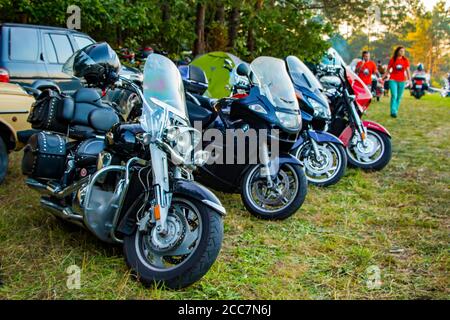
[0,94,449,299]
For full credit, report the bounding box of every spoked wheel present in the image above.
[295,141,347,187]
[0,138,8,184]
[241,163,307,220]
[346,129,392,170]
[123,197,223,289]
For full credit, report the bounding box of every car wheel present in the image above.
[0,138,9,184]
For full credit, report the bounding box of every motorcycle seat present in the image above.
[61,88,119,134]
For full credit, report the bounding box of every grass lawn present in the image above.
[0,93,448,299]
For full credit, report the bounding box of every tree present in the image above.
[406,0,450,78]
[193,1,206,56]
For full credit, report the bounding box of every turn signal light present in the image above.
[154,204,161,220]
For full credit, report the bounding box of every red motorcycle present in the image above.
[317,49,392,170]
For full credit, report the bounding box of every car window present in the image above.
[10,27,39,61]
[43,34,58,63]
[74,35,94,50]
[50,34,74,64]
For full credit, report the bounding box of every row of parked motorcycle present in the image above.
[12,42,392,289]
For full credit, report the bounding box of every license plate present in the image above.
[415,85,422,89]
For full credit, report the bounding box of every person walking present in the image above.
[383,46,411,118]
[355,51,379,88]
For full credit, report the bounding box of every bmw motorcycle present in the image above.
[21,43,225,289]
[285,56,347,187]
[185,57,307,220]
[317,48,392,171]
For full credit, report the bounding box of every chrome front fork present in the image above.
[310,136,323,162]
[259,141,274,188]
[149,144,172,235]
[350,102,367,146]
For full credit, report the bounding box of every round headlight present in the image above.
[165,126,202,161]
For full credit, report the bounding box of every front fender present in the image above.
[116,178,226,236]
[363,121,391,137]
[308,130,344,145]
[291,135,306,151]
[173,179,226,216]
[339,121,391,147]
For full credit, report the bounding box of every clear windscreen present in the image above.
[286,56,323,94]
[321,48,347,67]
[143,54,187,117]
[140,54,188,136]
[250,56,299,111]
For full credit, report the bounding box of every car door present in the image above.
[6,26,48,86]
[42,30,81,94]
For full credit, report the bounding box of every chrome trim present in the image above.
[202,199,226,216]
[26,176,90,198]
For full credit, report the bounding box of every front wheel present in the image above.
[346,129,392,170]
[295,141,347,187]
[241,163,307,220]
[0,138,8,184]
[123,197,223,289]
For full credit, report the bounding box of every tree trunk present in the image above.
[162,0,170,22]
[228,6,240,49]
[193,3,206,56]
[246,0,263,57]
[215,2,225,24]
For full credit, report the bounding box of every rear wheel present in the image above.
[346,129,392,170]
[241,163,307,220]
[123,197,223,289]
[0,138,8,184]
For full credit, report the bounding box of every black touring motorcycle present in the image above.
[183,57,308,220]
[21,43,225,289]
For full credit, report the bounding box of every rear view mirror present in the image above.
[236,63,250,77]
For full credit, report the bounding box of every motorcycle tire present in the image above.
[241,163,307,220]
[0,138,8,184]
[123,197,223,289]
[298,142,347,188]
[346,130,392,171]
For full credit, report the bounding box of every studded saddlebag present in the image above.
[27,89,72,134]
[22,132,67,180]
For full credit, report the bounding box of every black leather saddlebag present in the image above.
[22,132,67,180]
[27,89,73,134]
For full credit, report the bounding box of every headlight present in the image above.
[275,111,301,130]
[249,104,267,114]
[165,126,202,164]
[308,97,330,119]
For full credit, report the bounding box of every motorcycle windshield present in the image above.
[250,56,299,111]
[321,48,347,67]
[143,54,187,118]
[286,56,328,104]
[140,54,188,136]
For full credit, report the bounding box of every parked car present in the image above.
[0,82,35,184]
[0,23,142,94]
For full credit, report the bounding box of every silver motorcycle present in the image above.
[23,48,225,289]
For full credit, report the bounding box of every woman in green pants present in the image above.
[383,47,411,118]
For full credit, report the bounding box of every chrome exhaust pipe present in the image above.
[26,177,90,198]
[40,198,84,227]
